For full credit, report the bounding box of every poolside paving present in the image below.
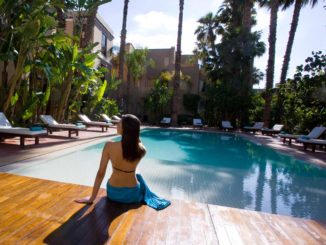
[0,127,117,167]
[239,132,326,167]
[0,172,325,244]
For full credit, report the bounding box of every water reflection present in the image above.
[139,129,326,221]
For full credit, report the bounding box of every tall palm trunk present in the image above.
[275,0,302,121]
[118,0,129,84]
[56,70,74,122]
[171,0,184,126]
[263,0,279,127]
[81,7,98,48]
[241,0,253,126]
[279,0,302,85]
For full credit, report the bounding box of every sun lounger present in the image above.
[243,122,264,134]
[221,121,234,131]
[0,112,47,148]
[78,114,112,132]
[296,138,326,152]
[40,115,85,138]
[160,117,171,127]
[193,118,204,128]
[100,114,120,125]
[279,126,326,145]
[261,124,284,136]
[112,115,121,121]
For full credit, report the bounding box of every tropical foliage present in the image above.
[145,72,173,123]
[195,0,265,127]
[0,0,117,126]
[278,51,326,133]
[183,94,201,116]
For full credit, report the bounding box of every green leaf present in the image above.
[11,92,19,106]
[72,44,79,62]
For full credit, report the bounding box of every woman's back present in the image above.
[108,141,141,187]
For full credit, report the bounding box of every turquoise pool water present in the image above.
[4,128,326,220]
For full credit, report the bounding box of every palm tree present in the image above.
[81,0,112,48]
[171,0,184,126]
[262,0,280,127]
[195,12,219,56]
[118,0,129,83]
[279,0,318,85]
[275,0,318,120]
[125,49,151,113]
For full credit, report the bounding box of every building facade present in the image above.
[65,13,114,75]
[116,45,202,120]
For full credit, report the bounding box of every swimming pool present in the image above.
[3,128,326,220]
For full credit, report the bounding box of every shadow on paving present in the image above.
[44,197,141,244]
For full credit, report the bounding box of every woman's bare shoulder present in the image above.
[105,140,120,148]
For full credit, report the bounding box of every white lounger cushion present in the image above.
[49,124,85,129]
[160,117,171,124]
[298,138,326,144]
[79,114,111,126]
[307,126,326,138]
[112,115,121,120]
[40,115,85,129]
[78,114,92,123]
[40,115,59,125]
[244,122,264,130]
[272,124,284,131]
[253,122,264,129]
[0,127,47,135]
[222,121,233,128]
[0,112,12,127]
[193,118,203,126]
[101,114,111,122]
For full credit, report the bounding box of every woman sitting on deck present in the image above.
[75,114,170,210]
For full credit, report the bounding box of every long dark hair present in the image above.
[121,114,146,162]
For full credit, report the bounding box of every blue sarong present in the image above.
[106,174,171,210]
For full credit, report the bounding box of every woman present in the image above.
[75,114,170,210]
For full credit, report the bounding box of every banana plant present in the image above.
[1,0,58,113]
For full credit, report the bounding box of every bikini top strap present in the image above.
[113,166,135,173]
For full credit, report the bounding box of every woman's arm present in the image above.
[75,142,111,204]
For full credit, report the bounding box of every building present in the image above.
[116,45,202,119]
[65,13,114,75]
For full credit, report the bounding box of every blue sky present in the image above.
[99,0,325,88]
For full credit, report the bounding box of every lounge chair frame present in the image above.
[297,139,326,152]
[221,121,234,131]
[40,115,84,138]
[261,124,284,136]
[243,122,264,134]
[78,114,110,132]
[0,131,47,148]
[279,126,326,145]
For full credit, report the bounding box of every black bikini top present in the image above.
[113,166,135,173]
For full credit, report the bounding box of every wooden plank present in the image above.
[0,173,325,244]
[209,205,326,245]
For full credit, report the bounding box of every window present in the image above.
[101,32,107,57]
[164,57,169,67]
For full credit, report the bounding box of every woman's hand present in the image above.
[74,196,94,204]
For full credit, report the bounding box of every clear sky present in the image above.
[98,0,326,88]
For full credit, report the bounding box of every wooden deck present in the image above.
[0,173,325,244]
